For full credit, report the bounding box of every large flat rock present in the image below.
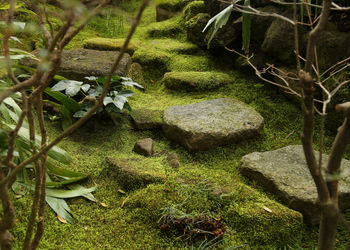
[238,145,350,224]
[162,98,264,151]
[20,49,131,81]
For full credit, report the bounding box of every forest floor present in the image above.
[9,1,350,249]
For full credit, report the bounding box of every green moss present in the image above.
[155,0,192,11]
[132,48,171,80]
[169,53,216,72]
[83,38,142,54]
[183,1,206,21]
[147,16,185,39]
[163,71,233,91]
[143,39,199,54]
[105,158,166,190]
[131,109,163,130]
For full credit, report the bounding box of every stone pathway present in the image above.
[163,98,264,151]
[238,145,350,224]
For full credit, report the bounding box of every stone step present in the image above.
[238,145,350,225]
[163,98,264,151]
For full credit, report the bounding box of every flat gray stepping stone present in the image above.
[163,71,233,91]
[20,49,131,81]
[163,98,264,151]
[238,145,350,225]
[131,109,163,130]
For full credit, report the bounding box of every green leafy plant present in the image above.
[46,75,144,129]
[0,95,97,223]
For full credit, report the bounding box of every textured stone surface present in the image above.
[163,98,264,151]
[105,158,165,190]
[131,109,163,130]
[166,152,180,168]
[20,49,131,81]
[238,145,350,224]
[133,138,154,156]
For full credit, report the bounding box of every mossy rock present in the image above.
[162,71,233,91]
[185,13,211,48]
[83,38,142,55]
[124,169,304,247]
[155,0,193,12]
[131,109,163,130]
[144,39,200,55]
[169,54,216,72]
[147,16,185,39]
[132,48,171,80]
[183,1,205,21]
[105,157,166,190]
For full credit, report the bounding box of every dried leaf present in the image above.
[121,197,129,208]
[100,202,108,207]
[263,206,273,213]
[57,214,67,223]
[117,189,126,194]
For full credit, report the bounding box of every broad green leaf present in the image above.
[242,0,251,52]
[3,97,22,117]
[65,81,84,97]
[120,77,144,89]
[51,81,69,92]
[45,88,80,112]
[69,184,97,202]
[46,196,74,223]
[202,4,233,48]
[45,186,97,198]
[88,85,103,97]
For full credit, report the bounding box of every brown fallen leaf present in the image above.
[121,197,129,208]
[263,206,273,213]
[57,214,67,223]
[100,202,108,207]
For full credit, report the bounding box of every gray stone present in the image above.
[166,152,180,168]
[262,10,308,65]
[20,49,132,81]
[163,98,264,151]
[133,138,154,156]
[238,145,350,225]
[131,109,163,130]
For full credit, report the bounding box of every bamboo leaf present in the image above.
[46,196,74,223]
[242,0,251,53]
[45,186,97,198]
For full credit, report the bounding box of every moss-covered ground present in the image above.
[8,0,350,249]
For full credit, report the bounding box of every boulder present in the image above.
[163,98,264,151]
[262,11,308,66]
[147,16,184,38]
[183,1,206,21]
[162,71,233,91]
[20,49,132,81]
[133,138,154,157]
[131,109,163,130]
[185,13,211,48]
[156,0,193,21]
[238,145,350,225]
[105,158,165,190]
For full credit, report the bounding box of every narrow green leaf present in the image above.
[45,186,97,198]
[46,159,86,178]
[46,196,74,223]
[242,0,251,53]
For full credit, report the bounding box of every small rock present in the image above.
[128,63,145,86]
[166,152,180,168]
[133,138,154,156]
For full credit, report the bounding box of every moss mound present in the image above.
[183,1,206,21]
[105,158,166,190]
[147,16,185,39]
[163,71,233,91]
[143,39,199,54]
[83,38,142,55]
[131,109,163,130]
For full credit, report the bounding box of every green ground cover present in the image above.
[7,0,350,249]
